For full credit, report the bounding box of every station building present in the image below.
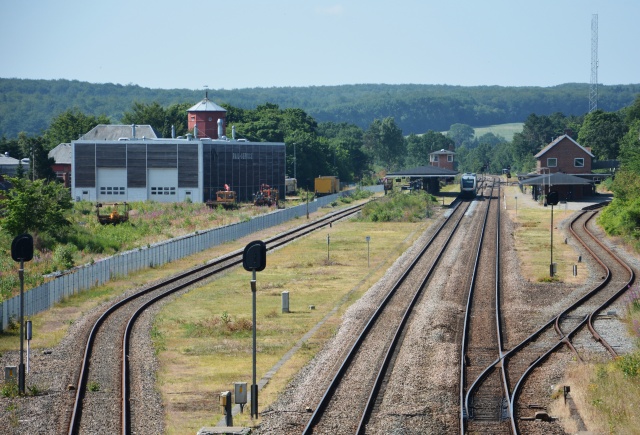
[71,95,285,204]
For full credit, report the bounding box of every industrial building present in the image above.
[71,95,286,204]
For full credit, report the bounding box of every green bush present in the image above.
[360,191,435,222]
[53,244,77,271]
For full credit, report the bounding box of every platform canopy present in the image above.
[519,172,592,186]
[387,165,458,178]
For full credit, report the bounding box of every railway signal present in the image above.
[11,233,34,394]
[547,191,559,277]
[243,240,267,419]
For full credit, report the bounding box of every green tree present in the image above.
[578,110,627,160]
[623,94,640,125]
[45,108,111,150]
[446,123,475,148]
[363,117,406,171]
[0,177,72,236]
[0,135,21,158]
[406,131,453,167]
[121,101,190,138]
[317,122,368,182]
[18,133,56,181]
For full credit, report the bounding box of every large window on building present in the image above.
[431,155,439,162]
[574,158,584,168]
[547,158,557,167]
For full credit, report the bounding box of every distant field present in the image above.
[472,123,523,142]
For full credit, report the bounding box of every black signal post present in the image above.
[11,234,34,394]
[242,240,267,420]
[547,191,559,277]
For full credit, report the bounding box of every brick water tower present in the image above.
[187,92,227,139]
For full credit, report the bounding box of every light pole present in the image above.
[540,167,550,203]
[366,236,370,267]
[293,143,296,181]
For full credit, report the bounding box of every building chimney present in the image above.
[131,124,136,139]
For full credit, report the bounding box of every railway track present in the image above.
[301,187,494,433]
[509,207,635,433]
[66,203,366,434]
[459,202,635,434]
[460,179,513,434]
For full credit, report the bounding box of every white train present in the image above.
[460,173,477,198]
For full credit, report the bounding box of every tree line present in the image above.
[2,78,640,138]
[2,94,639,247]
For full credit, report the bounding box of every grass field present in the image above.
[473,123,523,142]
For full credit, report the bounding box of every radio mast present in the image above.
[589,14,598,113]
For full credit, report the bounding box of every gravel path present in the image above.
[1,199,637,435]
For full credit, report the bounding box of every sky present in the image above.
[1,0,638,91]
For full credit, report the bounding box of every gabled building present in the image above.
[0,153,21,177]
[429,149,456,171]
[187,92,227,139]
[528,134,607,200]
[534,134,593,175]
[49,143,72,187]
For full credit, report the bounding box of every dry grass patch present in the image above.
[503,185,584,285]
[154,219,427,434]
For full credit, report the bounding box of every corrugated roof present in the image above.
[387,165,458,177]
[49,143,72,164]
[187,97,227,112]
[80,124,159,141]
[534,134,594,158]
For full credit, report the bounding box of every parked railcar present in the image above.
[314,176,339,196]
[460,173,477,198]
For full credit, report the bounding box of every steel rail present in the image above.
[506,205,634,434]
[302,200,470,434]
[460,180,514,434]
[68,203,365,434]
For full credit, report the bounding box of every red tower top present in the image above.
[187,92,227,139]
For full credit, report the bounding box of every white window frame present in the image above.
[431,155,438,162]
[547,158,557,167]
[447,155,453,162]
[574,158,584,167]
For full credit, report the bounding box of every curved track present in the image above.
[463,203,636,434]
[67,203,365,434]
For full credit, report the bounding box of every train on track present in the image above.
[460,173,478,198]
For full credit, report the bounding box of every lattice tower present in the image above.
[589,14,598,113]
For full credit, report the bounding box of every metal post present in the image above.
[26,320,32,374]
[251,272,258,419]
[306,191,309,219]
[515,196,518,215]
[293,143,296,181]
[550,204,554,277]
[327,234,330,261]
[366,236,370,267]
[19,259,25,394]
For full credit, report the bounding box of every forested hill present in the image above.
[1,78,639,138]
